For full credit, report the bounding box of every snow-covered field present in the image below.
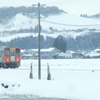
[0,59,100,100]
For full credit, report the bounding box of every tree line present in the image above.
[0,31,100,52]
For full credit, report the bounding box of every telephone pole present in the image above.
[38,3,41,79]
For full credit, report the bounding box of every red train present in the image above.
[0,46,21,68]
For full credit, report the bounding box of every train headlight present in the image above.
[6,59,9,61]
[17,59,20,61]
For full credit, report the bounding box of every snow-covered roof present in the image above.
[85,52,100,57]
[21,50,25,52]
[31,48,56,52]
[94,48,100,52]
[41,48,55,52]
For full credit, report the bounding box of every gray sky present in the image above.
[0,0,100,16]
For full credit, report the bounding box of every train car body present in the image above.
[0,46,21,68]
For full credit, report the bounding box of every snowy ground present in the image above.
[0,59,100,100]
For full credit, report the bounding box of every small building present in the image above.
[40,48,61,59]
[57,51,73,59]
[21,48,61,59]
[72,52,84,58]
[94,48,100,53]
[85,49,100,58]
[21,49,34,59]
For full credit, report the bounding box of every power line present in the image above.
[42,20,100,27]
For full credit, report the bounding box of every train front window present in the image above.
[5,48,10,56]
[11,51,14,56]
[16,49,20,56]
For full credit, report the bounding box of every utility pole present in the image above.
[38,3,41,79]
[34,3,45,79]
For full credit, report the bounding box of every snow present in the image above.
[0,32,59,42]
[41,13,100,30]
[0,33,37,42]
[0,59,100,100]
[41,48,56,52]
[0,13,100,42]
[1,13,100,31]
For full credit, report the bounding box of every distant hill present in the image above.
[0,6,66,24]
[0,6,100,51]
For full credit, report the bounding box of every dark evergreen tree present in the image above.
[53,37,67,53]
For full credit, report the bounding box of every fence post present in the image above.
[47,63,51,80]
[29,63,33,79]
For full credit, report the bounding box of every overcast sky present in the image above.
[0,0,100,16]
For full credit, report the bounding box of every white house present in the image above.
[21,49,34,59]
[85,49,100,58]
[57,51,73,59]
[21,48,61,59]
[40,48,61,59]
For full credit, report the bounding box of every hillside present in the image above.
[0,12,100,38]
[0,6,100,51]
[1,12,100,30]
